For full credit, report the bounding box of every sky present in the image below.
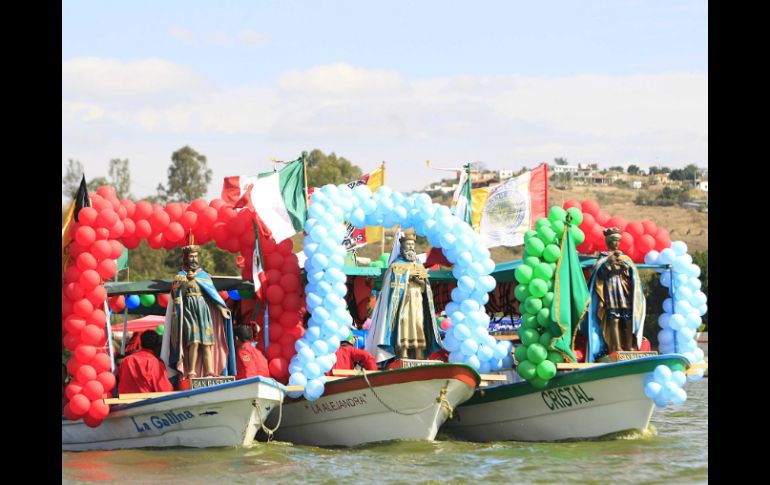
[62,0,708,201]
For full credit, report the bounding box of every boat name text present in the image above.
[541,385,594,411]
[131,410,195,432]
[309,395,368,414]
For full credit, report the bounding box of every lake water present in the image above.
[63,377,707,484]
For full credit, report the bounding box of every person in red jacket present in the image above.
[235,325,270,380]
[118,331,174,394]
[328,331,378,374]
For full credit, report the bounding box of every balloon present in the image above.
[536,359,557,380]
[548,206,567,223]
[69,394,91,415]
[517,360,537,380]
[526,343,548,364]
[140,294,156,307]
[125,294,140,309]
[525,237,545,257]
[514,265,534,285]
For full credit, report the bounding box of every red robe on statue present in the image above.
[118,349,174,394]
[235,342,271,380]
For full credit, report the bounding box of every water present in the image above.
[63,378,707,484]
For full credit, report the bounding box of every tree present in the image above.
[627,164,641,175]
[108,158,132,200]
[554,157,568,166]
[156,146,212,202]
[608,166,625,173]
[62,159,84,200]
[306,149,363,187]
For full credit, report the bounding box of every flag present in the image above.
[231,183,273,303]
[62,175,90,276]
[478,163,548,248]
[452,169,472,224]
[362,166,384,245]
[549,221,591,363]
[221,157,307,243]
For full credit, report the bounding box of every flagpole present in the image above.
[380,160,386,256]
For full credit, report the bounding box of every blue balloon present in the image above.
[125,294,141,309]
[303,362,322,380]
[460,338,479,356]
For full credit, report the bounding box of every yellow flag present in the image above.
[365,166,384,243]
[470,187,489,231]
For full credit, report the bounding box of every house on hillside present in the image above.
[698,181,708,192]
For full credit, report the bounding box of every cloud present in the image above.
[168,25,267,47]
[62,59,707,196]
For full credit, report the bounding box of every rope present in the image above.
[361,369,453,418]
[253,392,283,443]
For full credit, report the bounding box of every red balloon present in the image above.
[563,199,581,210]
[147,232,164,249]
[223,237,241,253]
[209,198,226,211]
[108,240,123,259]
[580,200,600,217]
[179,211,197,231]
[64,315,87,335]
[74,225,96,247]
[279,310,301,327]
[625,221,644,240]
[580,213,596,230]
[225,216,246,236]
[190,198,209,213]
[76,252,98,272]
[79,269,101,291]
[281,253,300,274]
[265,253,284,270]
[595,210,610,225]
[217,206,237,224]
[88,398,110,420]
[212,222,229,244]
[641,219,658,235]
[165,202,184,221]
[73,298,95,318]
[279,274,300,293]
[157,293,170,308]
[266,343,283,360]
[166,221,185,242]
[266,269,282,284]
[121,217,136,237]
[76,365,97,384]
[198,206,218,227]
[83,414,104,428]
[266,286,285,304]
[268,357,289,381]
[69,393,91,415]
[576,240,594,254]
[64,282,85,301]
[64,267,81,286]
[91,196,110,212]
[277,238,293,256]
[62,403,79,421]
[75,344,97,364]
[282,293,301,312]
[66,356,83,377]
[218,290,229,301]
[82,380,105,401]
[120,199,136,218]
[95,227,110,240]
[281,342,297,360]
[81,325,105,346]
[92,353,112,374]
[268,304,284,318]
[287,325,305,340]
[268,324,284,341]
[636,234,655,255]
[162,235,177,250]
[261,238,277,254]
[122,236,141,249]
[150,207,170,232]
[96,185,116,200]
[108,295,126,312]
[96,208,118,229]
[63,333,81,351]
[97,259,117,280]
[65,382,83,401]
[134,200,154,219]
[654,229,671,252]
[97,371,116,391]
[77,207,99,227]
[619,232,634,254]
[605,216,627,231]
[240,229,255,247]
[86,286,107,308]
[134,219,152,238]
[91,240,112,260]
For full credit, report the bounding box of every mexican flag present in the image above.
[221,157,307,243]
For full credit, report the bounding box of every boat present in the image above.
[264,363,479,447]
[62,375,285,451]
[444,354,691,442]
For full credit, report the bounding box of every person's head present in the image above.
[341,330,356,346]
[140,330,161,351]
[603,227,622,251]
[399,233,417,261]
[234,325,254,344]
[182,245,201,271]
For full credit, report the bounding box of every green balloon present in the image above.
[538,331,552,346]
[437,316,445,324]
[524,296,543,314]
[380,253,390,263]
[541,291,554,308]
[567,207,584,226]
[514,284,530,303]
[533,262,554,281]
[520,328,540,346]
[546,278,554,292]
[551,220,565,239]
[528,278,548,298]
[521,313,538,330]
[524,256,541,268]
[514,344,529,363]
[535,218,551,231]
[548,206,567,224]
[536,359,557,380]
[537,226,556,245]
[526,343,548,364]
[514,264,534,285]
[525,237,545,257]
[523,230,538,242]
[536,308,551,327]
[542,244,561,263]
[530,376,549,389]
[155,324,165,336]
[547,351,565,364]
[140,294,156,307]
[517,360,537,380]
[570,226,586,245]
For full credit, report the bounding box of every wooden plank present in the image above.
[493,334,519,341]
[331,369,383,376]
[118,391,179,399]
[285,385,304,392]
[104,398,145,405]
[556,363,605,370]
[689,363,708,370]
[479,374,508,381]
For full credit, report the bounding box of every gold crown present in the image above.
[603,227,622,239]
[182,230,199,254]
[399,231,417,243]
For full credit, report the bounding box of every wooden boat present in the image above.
[62,376,285,451]
[264,363,479,447]
[444,354,691,442]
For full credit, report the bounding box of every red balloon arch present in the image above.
[62,186,304,426]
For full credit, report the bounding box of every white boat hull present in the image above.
[446,355,690,442]
[267,364,478,447]
[62,377,284,451]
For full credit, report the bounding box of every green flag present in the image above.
[549,223,591,363]
[116,246,129,272]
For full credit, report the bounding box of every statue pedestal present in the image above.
[177,376,235,390]
[599,351,659,363]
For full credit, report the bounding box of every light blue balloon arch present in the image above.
[287,183,512,400]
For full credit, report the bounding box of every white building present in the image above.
[552,165,579,174]
[498,169,515,180]
[698,181,708,192]
[632,181,642,189]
